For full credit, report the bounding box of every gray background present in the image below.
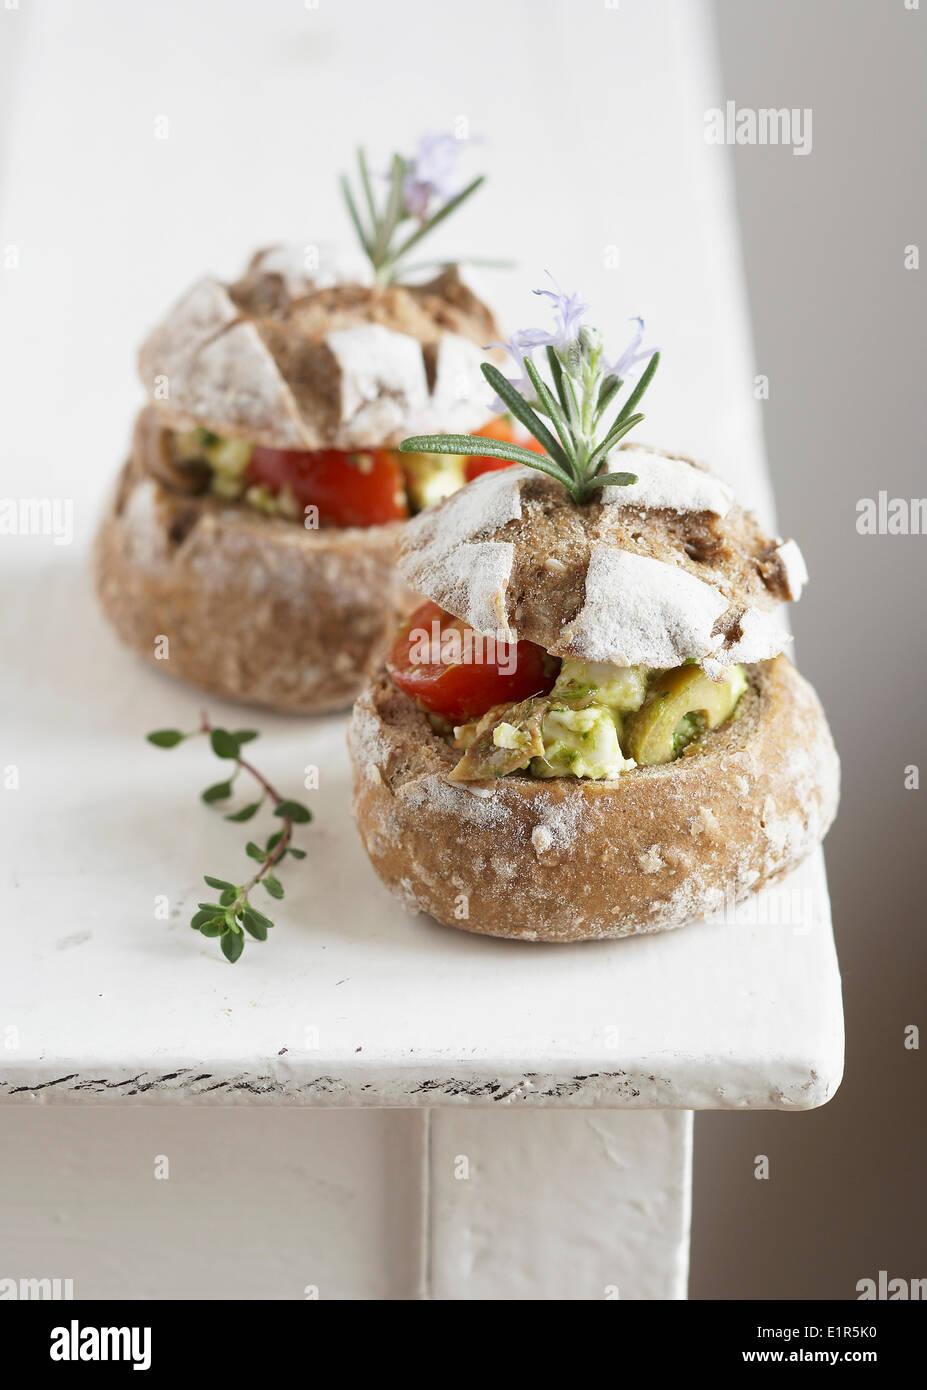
[693,0,926,1298]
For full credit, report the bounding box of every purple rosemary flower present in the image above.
[488,273,589,404]
[533,272,589,347]
[402,132,466,220]
[606,317,653,381]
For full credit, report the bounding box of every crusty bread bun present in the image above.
[349,657,839,942]
[95,249,501,711]
[95,451,408,713]
[138,250,499,451]
[397,453,808,675]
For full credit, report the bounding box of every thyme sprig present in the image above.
[399,279,659,504]
[341,135,485,286]
[146,712,311,963]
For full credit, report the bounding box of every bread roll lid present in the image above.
[137,246,499,451]
[396,450,808,674]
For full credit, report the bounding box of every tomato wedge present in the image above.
[464,417,547,483]
[246,446,408,527]
[387,600,558,725]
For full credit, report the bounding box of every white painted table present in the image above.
[0,0,843,1300]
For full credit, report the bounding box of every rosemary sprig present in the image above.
[342,135,486,287]
[146,713,311,963]
[399,282,659,505]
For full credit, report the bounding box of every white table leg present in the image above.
[425,1109,692,1300]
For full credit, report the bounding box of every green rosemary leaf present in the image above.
[356,147,380,237]
[480,364,573,472]
[595,374,623,418]
[201,780,233,804]
[588,412,645,466]
[340,174,372,257]
[221,930,245,964]
[373,154,406,269]
[391,175,485,265]
[274,799,312,824]
[523,359,578,466]
[204,875,236,891]
[263,875,285,900]
[147,729,186,748]
[400,433,574,488]
[545,346,571,417]
[225,801,261,823]
[612,351,660,427]
[587,471,639,490]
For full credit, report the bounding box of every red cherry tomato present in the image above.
[464,417,547,483]
[246,447,408,527]
[387,600,558,725]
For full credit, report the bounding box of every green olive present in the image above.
[623,665,746,766]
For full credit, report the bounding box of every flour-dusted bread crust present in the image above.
[138,253,500,451]
[95,455,409,713]
[397,453,806,674]
[349,657,839,942]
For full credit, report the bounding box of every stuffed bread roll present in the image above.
[348,282,838,941]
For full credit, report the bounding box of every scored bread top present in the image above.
[137,247,500,450]
[396,447,807,674]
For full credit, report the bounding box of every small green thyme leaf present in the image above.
[202,781,234,803]
[245,842,266,862]
[263,875,285,900]
[225,801,261,823]
[204,876,235,891]
[199,918,225,938]
[265,830,284,853]
[210,728,240,759]
[287,847,307,860]
[221,931,245,963]
[190,908,218,930]
[219,888,238,907]
[274,800,312,824]
[243,906,274,934]
[231,730,259,745]
[147,729,186,748]
[241,910,269,941]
